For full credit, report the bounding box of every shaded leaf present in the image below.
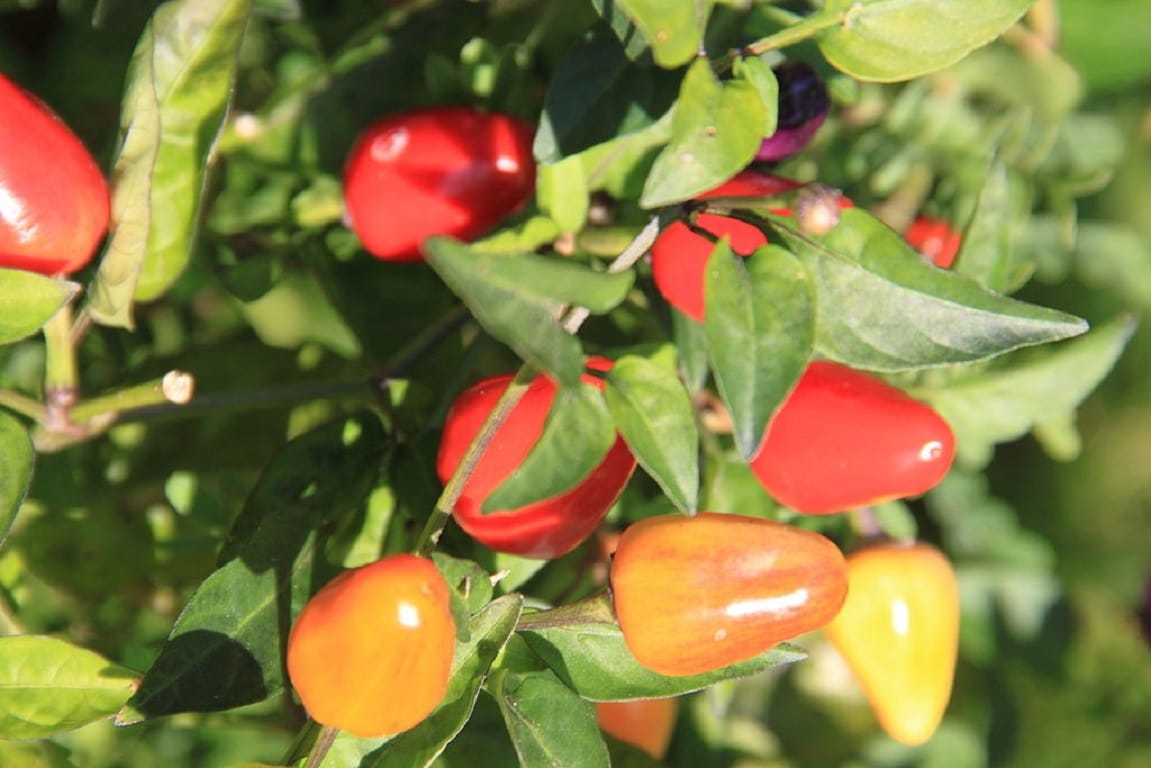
[605,355,699,514]
[483,385,616,513]
[955,160,1016,292]
[122,414,385,721]
[0,269,78,344]
[772,208,1088,371]
[0,410,33,546]
[533,36,679,163]
[704,243,814,460]
[91,0,253,327]
[641,59,764,208]
[362,595,524,768]
[0,636,138,739]
[817,0,1032,82]
[424,238,585,387]
[917,316,1135,468]
[491,668,610,768]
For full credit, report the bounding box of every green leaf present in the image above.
[700,451,776,520]
[816,0,1032,82]
[917,316,1136,468]
[733,55,779,137]
[672,308,710,392]
[0,269,78,344]
[0,636,138,739]
[123,414,385,721]
[491,668,610,768]
[361,595,524,768]
[773,208,1088,371]
[537,156,590,233]
[955,161,1015,292]
[90,0,253,327]
[590,0,704,69]
[605,356,699,514]
[520,617,806,701]
[640,59,765,208]
[424,238,586,387]
[704,242,814,460]
[533,36,679,163]
[0,411,33,547]
[483,384,616,513]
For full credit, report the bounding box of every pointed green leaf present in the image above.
[424,238,585,387]
[773,208,1088,371]
[0,411,33,546]
[917,316,1136,468]
[955,160,1016,292]
[704,242,814,460]
[0,636,138,739]
[91,0,254,327]
[0,269,78,344]
[817,0,1032,82]
[122,414,385,721]
[533,36,679,163]
[491,667,610,768]
[605,356,699,514]
[361,595,524,768]
[734,55,779,137]
[590,0,704,69]
[641,59,765,208]
[519,608,806,701]
[483,384,616,513]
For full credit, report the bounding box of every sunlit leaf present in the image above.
[91,0,254,327]
[772,208,1088,371]
[0,269,78,344]
[0,410,33,546]
[0,636,138,739]
[590,0,703,69]
[605,355,699,514]
[817,0,1033,82]
[491,667,610,768]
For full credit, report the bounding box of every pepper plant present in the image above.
[0,1,1149,766]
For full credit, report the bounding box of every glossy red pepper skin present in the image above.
[749,362,956,515]
[286,554,456,738]
[342,106,536,262]
[0,74,110,275]
[824,543,959,746]
[650,171,851,321]
[436,360,637,560]
[905,216,961,268]
[610,512,848,677]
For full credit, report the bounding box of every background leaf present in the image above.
[0,410,33,546]
[917,316,1136,468]
[90,0,253,326]
[605,355,699,514]
[0,636,138,739]
[817,0,1033,82]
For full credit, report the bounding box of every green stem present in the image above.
[69,371,194,425]
[0,389,46,423]
[305,724,340,768]
[742,9,847,57]
[514,591,616,631]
